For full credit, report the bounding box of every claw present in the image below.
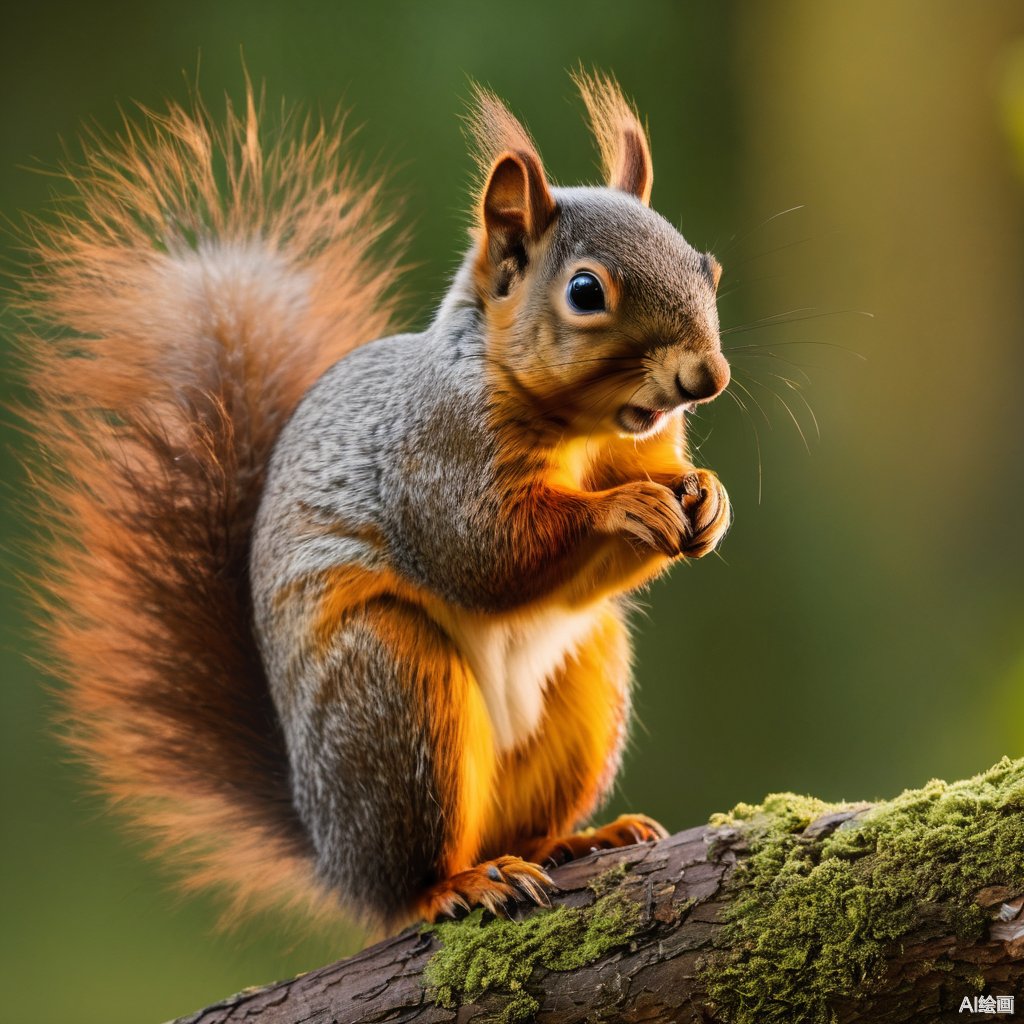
[418,856,555,923]
[513,875,544,904]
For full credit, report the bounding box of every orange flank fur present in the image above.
[307,566,421,650]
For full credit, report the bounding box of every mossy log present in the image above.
[174,759,1024,1024]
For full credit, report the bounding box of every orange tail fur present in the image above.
[16,86,402,924]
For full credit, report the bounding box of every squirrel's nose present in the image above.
[675,353,730,403]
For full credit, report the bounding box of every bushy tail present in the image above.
[17,86,402,924]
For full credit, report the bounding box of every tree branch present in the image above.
[173,759,1024,1024]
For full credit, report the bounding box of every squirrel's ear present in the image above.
[480,150,556,268]
[466,85,556,283]
[574,69,654,206]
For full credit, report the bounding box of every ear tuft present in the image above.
[465,83,545,188]
[573,68,654,206]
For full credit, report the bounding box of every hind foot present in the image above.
[522,813,668,868]
[418,855,554,921]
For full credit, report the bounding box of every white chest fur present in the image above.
[435,602,603,752]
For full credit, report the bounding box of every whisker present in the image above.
[763,361,812,386]
[716,271,792,304]
[453,349,643,372]
[722,386,763,504]
[729,233,825,267]
[737,372,813,454]
[715,204,807,259]
[722,308,873,338]
[726,338,868,360]
[683,411,713,462]
[727,349,820,376]
[728,375,773,428]
[738,362,814,390]
[533,354,644,370]
[766,372,821,441]
[721,306,815,335]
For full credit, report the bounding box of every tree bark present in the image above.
[173,771,1024,1024]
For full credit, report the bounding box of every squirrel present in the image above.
[21,71,731,932]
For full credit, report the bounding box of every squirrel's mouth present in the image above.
[617,404,670,435]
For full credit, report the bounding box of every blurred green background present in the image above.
[3,1,1024,1021]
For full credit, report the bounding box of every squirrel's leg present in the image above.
[288,594,551,927]
[484,606,667,865]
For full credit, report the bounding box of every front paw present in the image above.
[599,480,688,556]
[674,469,731,558]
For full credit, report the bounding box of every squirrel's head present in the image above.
[467,72,728,439]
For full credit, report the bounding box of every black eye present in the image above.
[566,271,606,313]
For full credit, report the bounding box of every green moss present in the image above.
[702,757,1024,1023]
[586,860,629,895]
[423,871,642,1023]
